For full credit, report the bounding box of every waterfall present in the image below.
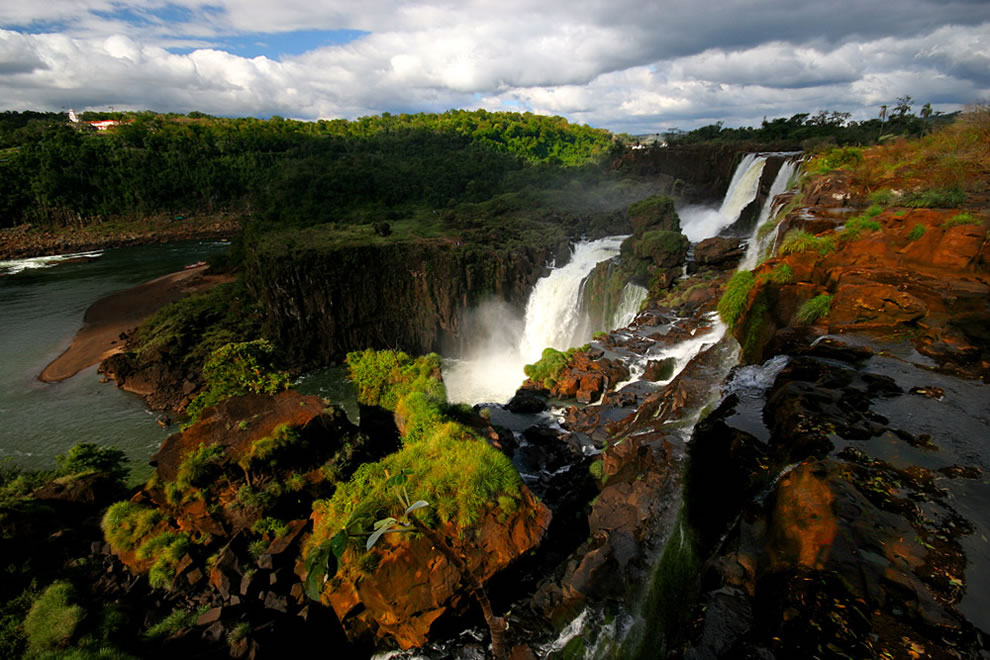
[611,283,648,329]
[679,154,768,242]
[739,157,801,271]
[444,237,625,404]
[520,237,626,362]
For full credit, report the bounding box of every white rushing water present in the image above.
[678,154,768,242]
[739,157,802,271]
[611,283,648,329]
[444,237,626,404]
[0,250,104,276]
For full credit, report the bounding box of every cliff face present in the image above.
[246,239,567,368]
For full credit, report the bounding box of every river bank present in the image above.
[39,265,235,383]
[0,213,241,260]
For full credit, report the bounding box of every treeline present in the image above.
[662,103,956,147]
[0,109,613,229]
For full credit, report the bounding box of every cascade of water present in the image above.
[520,237,626,361]
[610,283,648,329]
[444,237,625,404]
[739,157,801,270]
[679,154,768,242]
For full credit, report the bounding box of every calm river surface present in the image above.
[0,242,227,479]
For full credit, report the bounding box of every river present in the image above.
[0,241,227,479]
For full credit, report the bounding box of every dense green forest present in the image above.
[0,109,613,230]
[657,98,954,146]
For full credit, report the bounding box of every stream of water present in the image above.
[0,241,227,475]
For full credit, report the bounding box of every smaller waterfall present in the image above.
[679,154,768,242]
[739,157,802,270]
[611,283,648,329]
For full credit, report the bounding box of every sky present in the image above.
[1,1,988,134]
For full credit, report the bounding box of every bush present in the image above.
[184,340,290,427]
[55,443,129,485]
[810,146,863,174]
[102,501,163,552]
[907,224,926,240]
[868,189,893,205]
[900,187,967,208]
[717,271,755,327]
[841,216,883,241]
[795,294,833,325]
[174,444,225,491]
[779,229,836,257]
[942,212,980,228]
[346,349,445,410]
[24,581,83,653]
[768,263,794,284]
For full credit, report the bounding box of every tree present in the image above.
[894,95,913,118]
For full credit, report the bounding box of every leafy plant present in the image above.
[717,271,755,327]
[795,294,833,325]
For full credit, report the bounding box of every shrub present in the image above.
[251,516,289,539]
[810,146,863,174]
[312,422,522,545]
[717,271,755,327]
[174,444,225,491]
[795,294,833,325]
[102,501,163,552]
[779,230,836,257]
[55,443,129,485]
[942,212,980,228]
[768,263,794,284]
[24,581,83,654]
[184,340,290,427]
[137,531,191,589]
[868,189,893,205]
[907,224,926,241]
[900,187,967,208]
[523,346,577,389]
[143,607,205,641]
[841,216,883,241]
[346,349,446,410]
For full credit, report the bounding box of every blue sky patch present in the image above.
[167,29,369,58]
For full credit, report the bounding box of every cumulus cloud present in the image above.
[1,1,989,132]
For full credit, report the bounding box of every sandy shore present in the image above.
[39,265,233,383]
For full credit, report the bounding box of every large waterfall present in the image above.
[678,154,767,242]
[444,238,626,404]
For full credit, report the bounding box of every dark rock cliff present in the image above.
[246,239,569,369]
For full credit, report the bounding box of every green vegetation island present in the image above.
[1,104,988,659]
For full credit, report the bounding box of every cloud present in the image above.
[0,2,989,133]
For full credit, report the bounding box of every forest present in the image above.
[0,109,613,230]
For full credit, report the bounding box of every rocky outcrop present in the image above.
[732,198,990,376]
[318,488,551,649]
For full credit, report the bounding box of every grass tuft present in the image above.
[795,294,833,325]
[717,271,755,327]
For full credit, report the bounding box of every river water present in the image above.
[0,241,227,478]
